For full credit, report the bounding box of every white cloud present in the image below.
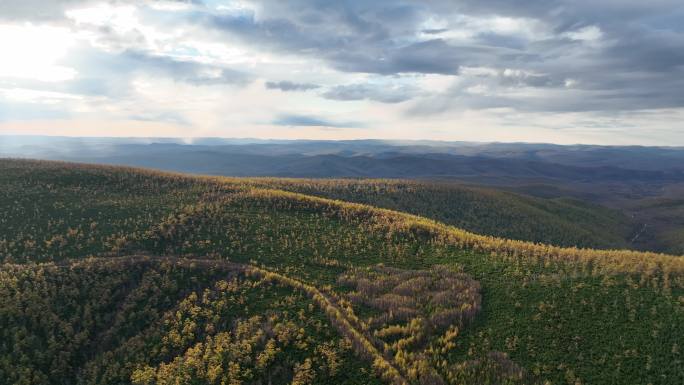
[0,88,82,103]
[460,67,499,77]
[0,0,681,145]
[564,78,578,88]
[214,1,256,14]
[0,24,78,82]
[563,26,603,42]
[65,3,186,54]
[416,74,456,93]
[421,14,551,42]
[148,1,195,12]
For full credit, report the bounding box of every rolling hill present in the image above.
[5,136,684,254]
[1,159,683,385]
[6,136,684,254]
[245,178,634,250]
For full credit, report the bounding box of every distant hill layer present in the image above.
[3,136,684,180]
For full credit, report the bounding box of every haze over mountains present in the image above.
[3,136,684,181]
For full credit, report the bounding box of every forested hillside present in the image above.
[0,257,378,385]
[1,159,683,385]
[245,179,633,250]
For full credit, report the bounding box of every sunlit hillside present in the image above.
[1,159,683,385]
[245,178,634,250]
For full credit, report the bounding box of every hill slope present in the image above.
[1,257,379,385]
[1,159,683,385]
[245,178,633,250]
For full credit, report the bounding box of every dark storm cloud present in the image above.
[265,81,320,92]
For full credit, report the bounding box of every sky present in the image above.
[0,0,683,145]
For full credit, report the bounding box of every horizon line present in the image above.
[2,133,683,149]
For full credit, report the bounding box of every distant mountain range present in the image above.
[3,136,684,183]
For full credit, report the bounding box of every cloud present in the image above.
[7,0,684,113]
[0,1,198,22]
[0,24,78,82]
[120,51,251,85]
[323,83,419,103]
[1,0,684,143]
[422,28,449,35]
[272,114,364,128]
[0,0,90,22]
[128,111,190,126]
[0,101,71,122]
[265,81,319,91]
[193,0,684,113]
[55,48,252,98]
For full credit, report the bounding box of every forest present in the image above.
[243,178,634,250]
[1,159,683,385]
